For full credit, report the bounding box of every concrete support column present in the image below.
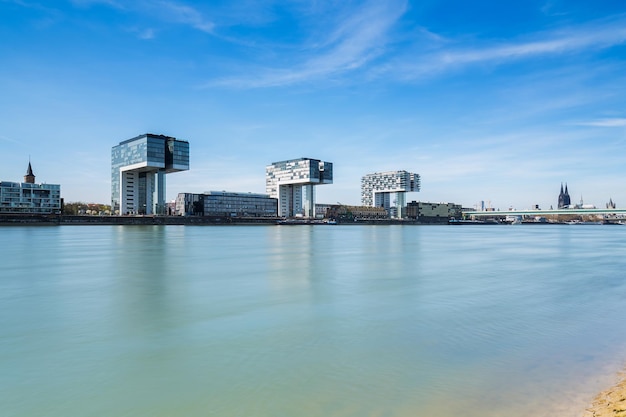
[121,170,138,215]
[152,169,166,215]
[303,184,315,218]
[396,191,406,219]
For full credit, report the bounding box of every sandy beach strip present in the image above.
[584,372,626,417]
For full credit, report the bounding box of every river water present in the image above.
[2,224,626,417]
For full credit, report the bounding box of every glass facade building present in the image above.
[405,201,462,222]
[0,181,61,214]
[266,158,333,218]
[361,171,420,218]
[0,162,61,214]
[176,192,278,217]
[111,134,189,215]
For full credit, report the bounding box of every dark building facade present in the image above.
[558,183,571,209]
[405,201,462,223]
[175,191,278,217]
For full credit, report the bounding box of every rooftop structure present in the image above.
[111,133,189,215]
[266,158,333,218]
[0,161,61,214]
[361,170,420,218]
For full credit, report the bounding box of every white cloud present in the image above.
[137,27,155,39]
[205,0,407,88]
[204,9,626,89]
[576,118,626,127]
[152,0,214,33]
[0,134,20,143]
[68,0,214,33]
[392,15,626,80]
[69,0,124,9]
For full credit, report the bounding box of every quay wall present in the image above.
[0,214,440,226]
[0,214,278,226]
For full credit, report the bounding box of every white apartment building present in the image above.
[266,158,333,218]
[0,162,61,214]
[361,170,420,218]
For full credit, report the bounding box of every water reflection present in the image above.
[2,225,626,417]
[112,226,176,334]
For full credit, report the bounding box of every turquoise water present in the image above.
[2,224,626,416]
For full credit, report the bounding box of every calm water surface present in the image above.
[2,224,626,417]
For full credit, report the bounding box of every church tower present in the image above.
[563,183,571,207]
[558,183,571,209]
[24,161,35,184]
[607,198,616,209]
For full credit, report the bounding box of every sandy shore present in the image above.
[584,372,626,417]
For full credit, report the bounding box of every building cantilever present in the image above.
[361,170,420,219]
[266,157,333,218]
[111,134,189,215]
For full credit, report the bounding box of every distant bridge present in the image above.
[462,208,626,218]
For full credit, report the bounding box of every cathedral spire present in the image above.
[564,183,571,207]
[558,182,572,209]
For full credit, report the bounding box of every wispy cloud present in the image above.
[1,0,32,6]
[69,0,124,8]
[2,0,63,18]
[0,134,20,144]
[205,0,407,88]
[1,0,53,7]
[68,0,214,33]
[540,1,571,17]
[136,27,155,40]
[151,0,214,33]
[204,9,626,89]
[575,118,626,127]
[391,15,626,80]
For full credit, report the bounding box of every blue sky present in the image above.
[2,0,626,210]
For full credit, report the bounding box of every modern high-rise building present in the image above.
[111,134,189,215]
[361,170,420,218]
[266,158,333,218]
[0,161,61,214]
